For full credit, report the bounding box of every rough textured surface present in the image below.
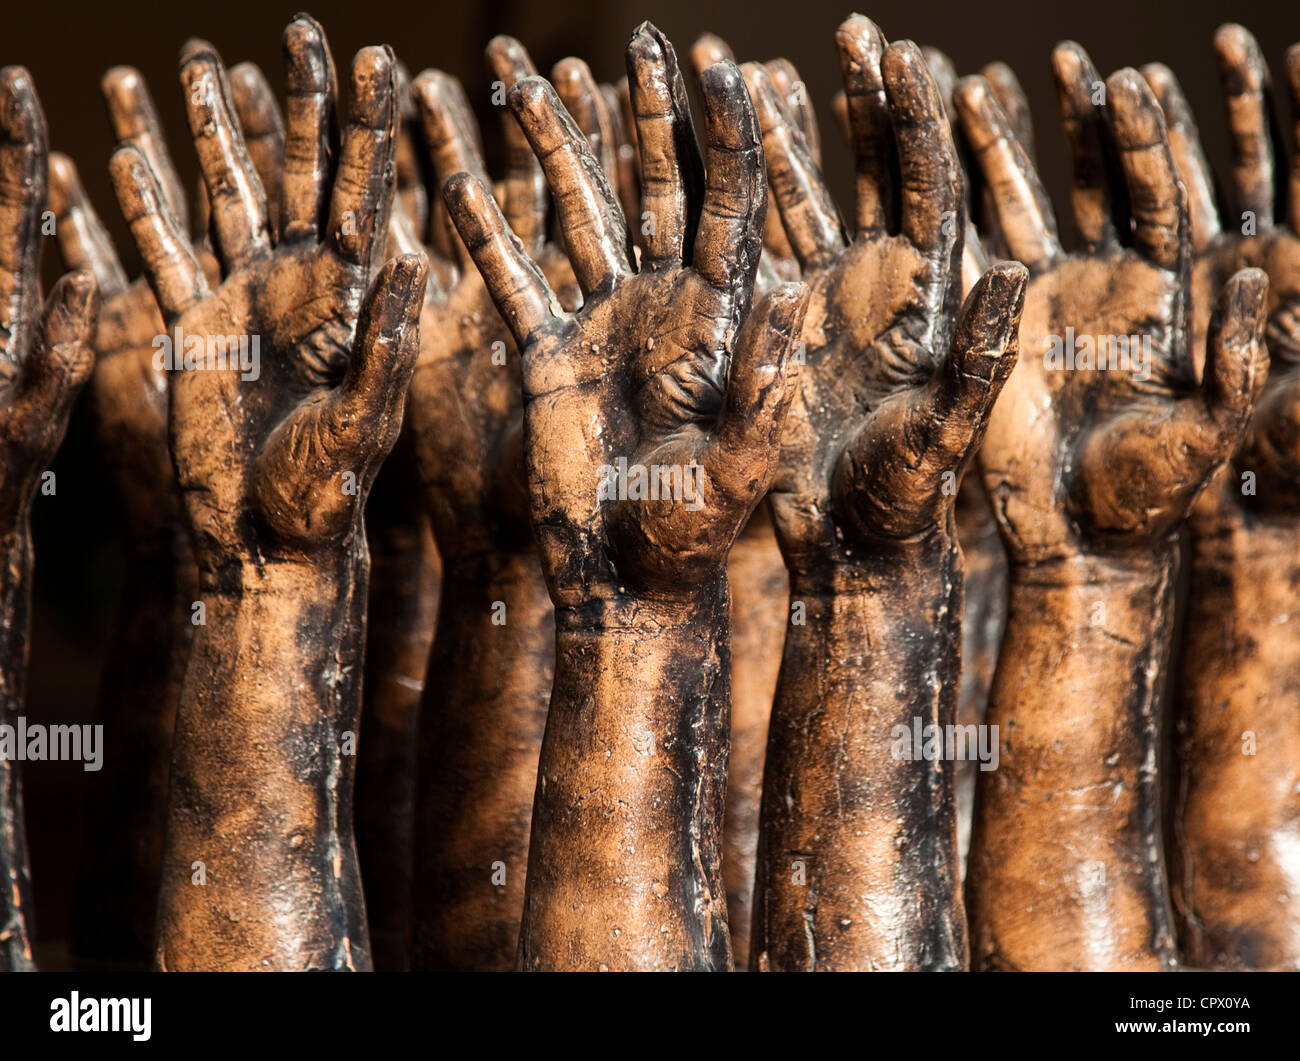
[743,18,1024,971]
[109,18,426,970]
[955,48,1268,971]
[447,22,805,970]
[1145,27,1300,970]
[0,68,99,972]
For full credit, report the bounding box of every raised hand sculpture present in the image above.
[743,16,1025,972]
[109,17,426,970]
[445,21,807,971]
[1144,24,1300,971]
[955,45,1268,971]
[0,68,99,972]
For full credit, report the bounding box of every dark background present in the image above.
[6,0,1297,964]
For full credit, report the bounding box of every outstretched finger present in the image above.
[690,32,734,79]
[883,42,964,270]
[510,75,633,293]
[604,81,640,228]
[444,171,557,349]
[0,68,47,360]
[487,35,547,255]
[1214,23,1278,228]
[179,39,272,270]
[229,62,285,239]
[102,66,190,232]
[281,13,338,243]
[109,144,208,319]
[981,61,1036,162]
[955,74,1061,271]
[627,21,703,269]
[1105,67,1187,272]
[329,45,398,275]
[743,63,844,269]
[1052,42,1121,252]
[554,57,618,189]
[48,152,128,299]
[836,14,896,235]
[766,58,821,168]
[413,70,490,188]
[922,46,958,124]
[694,60,765,297]
[1142,62,1220,252]
[413,69,489,271]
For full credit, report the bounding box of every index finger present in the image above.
[693,60,765,297]
[102,66,190,233]
[883,41,963,268]
[0,67,47,362]
[48,152,129,299]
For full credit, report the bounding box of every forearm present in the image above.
[0,530,35,971]
[752,534,966,971]
[723,508,787,970]
[154,547,371,971]
[74,545,196,965]
[955,478,1007,872]
[1175,517,1300,969]
[356,509,439,971]
[411,549,553,970]
[968,549,1179,971]
[519,582,732,971]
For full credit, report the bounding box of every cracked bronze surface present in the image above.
[0,68,99,972]
[742,17,1024,971]
[1145,26,1300,971]
[110,16,426,970]
[956,45,1268,971]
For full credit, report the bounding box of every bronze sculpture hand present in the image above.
[1143,24,1300,970]
[446,21,806,971]
[955,46,1268,971]
[743,16,1025,971]
[0,67,99,971]
[110,17,425,970]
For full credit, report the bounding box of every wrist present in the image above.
[521,573,733,970]
[755,531,967,970]
[551,574,728,637]
[1008,538,1176,582]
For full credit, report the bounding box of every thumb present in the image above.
[18,270,99,437]
[707,281,808,502]
[326,253,427,465]
[927,259,1026,456]
[1201,266,1268,436]
[834,261,1023,541]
